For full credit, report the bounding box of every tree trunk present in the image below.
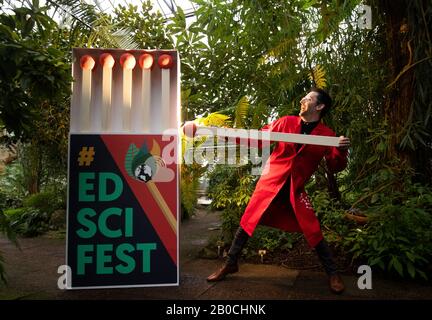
[27,143,42,194]
[379,0,415,163]
[326,171,341,201]
[318,162,341,200]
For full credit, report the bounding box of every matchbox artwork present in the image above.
[66,48,179,289]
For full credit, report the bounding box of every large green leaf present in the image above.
[125,143,139,178]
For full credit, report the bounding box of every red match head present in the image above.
[99,53,115,69]
[80,55,95,70]
[120,53,136,70]
[158,54,173,69]
[183,121,197,138]
[139,53,154,70]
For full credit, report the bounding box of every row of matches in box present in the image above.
[79,52,174,71]
[70,50,179,134]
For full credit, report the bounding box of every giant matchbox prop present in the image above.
[67,48,179,289]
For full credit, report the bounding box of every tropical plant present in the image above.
[173,0,432,280]
[7,207,50,237]
[0,190,17,284]
[344,183,432,280]
[0,1,72,142]
[113,1,172,49]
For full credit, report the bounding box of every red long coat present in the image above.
[239,116,348,248]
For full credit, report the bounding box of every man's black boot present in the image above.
[315,239,345,294]
[207,227,249,282]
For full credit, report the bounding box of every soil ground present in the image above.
[0,208,431,301]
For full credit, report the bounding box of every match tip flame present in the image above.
[158,54,173,69]
[80,55,95,70]
[139,53,154,70]
[100,53,115,69]
[120,53,136,70]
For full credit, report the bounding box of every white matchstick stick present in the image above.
[100,53,115,132]
[184,123,340,147]
[158,54,173,130]
[137,53,154,132]
[120,53,136,132]
[79,55,95,132]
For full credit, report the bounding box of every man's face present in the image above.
[299,91,321,117]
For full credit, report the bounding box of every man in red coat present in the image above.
[207,88,350,294]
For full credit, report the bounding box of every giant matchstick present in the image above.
[100,53,115,131]
[183,122,341,147]
[159,54,173,130]
[120,53,136,132]
[79,55,95,132]
[137,53,154,132]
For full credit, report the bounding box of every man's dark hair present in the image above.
[310,87,332,118]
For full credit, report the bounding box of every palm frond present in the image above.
[234,96,249,128]
[251,103,269,129]
[268,38,295,58]
[198,112,231,127]
[47,0,96,29]
[309,64,327,88]
[87,17,138,49]
[48,0,138,49]
[111,27,139,49]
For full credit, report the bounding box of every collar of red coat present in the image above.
[295,116,327,135]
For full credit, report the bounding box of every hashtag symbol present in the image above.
[78,147,95,166]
